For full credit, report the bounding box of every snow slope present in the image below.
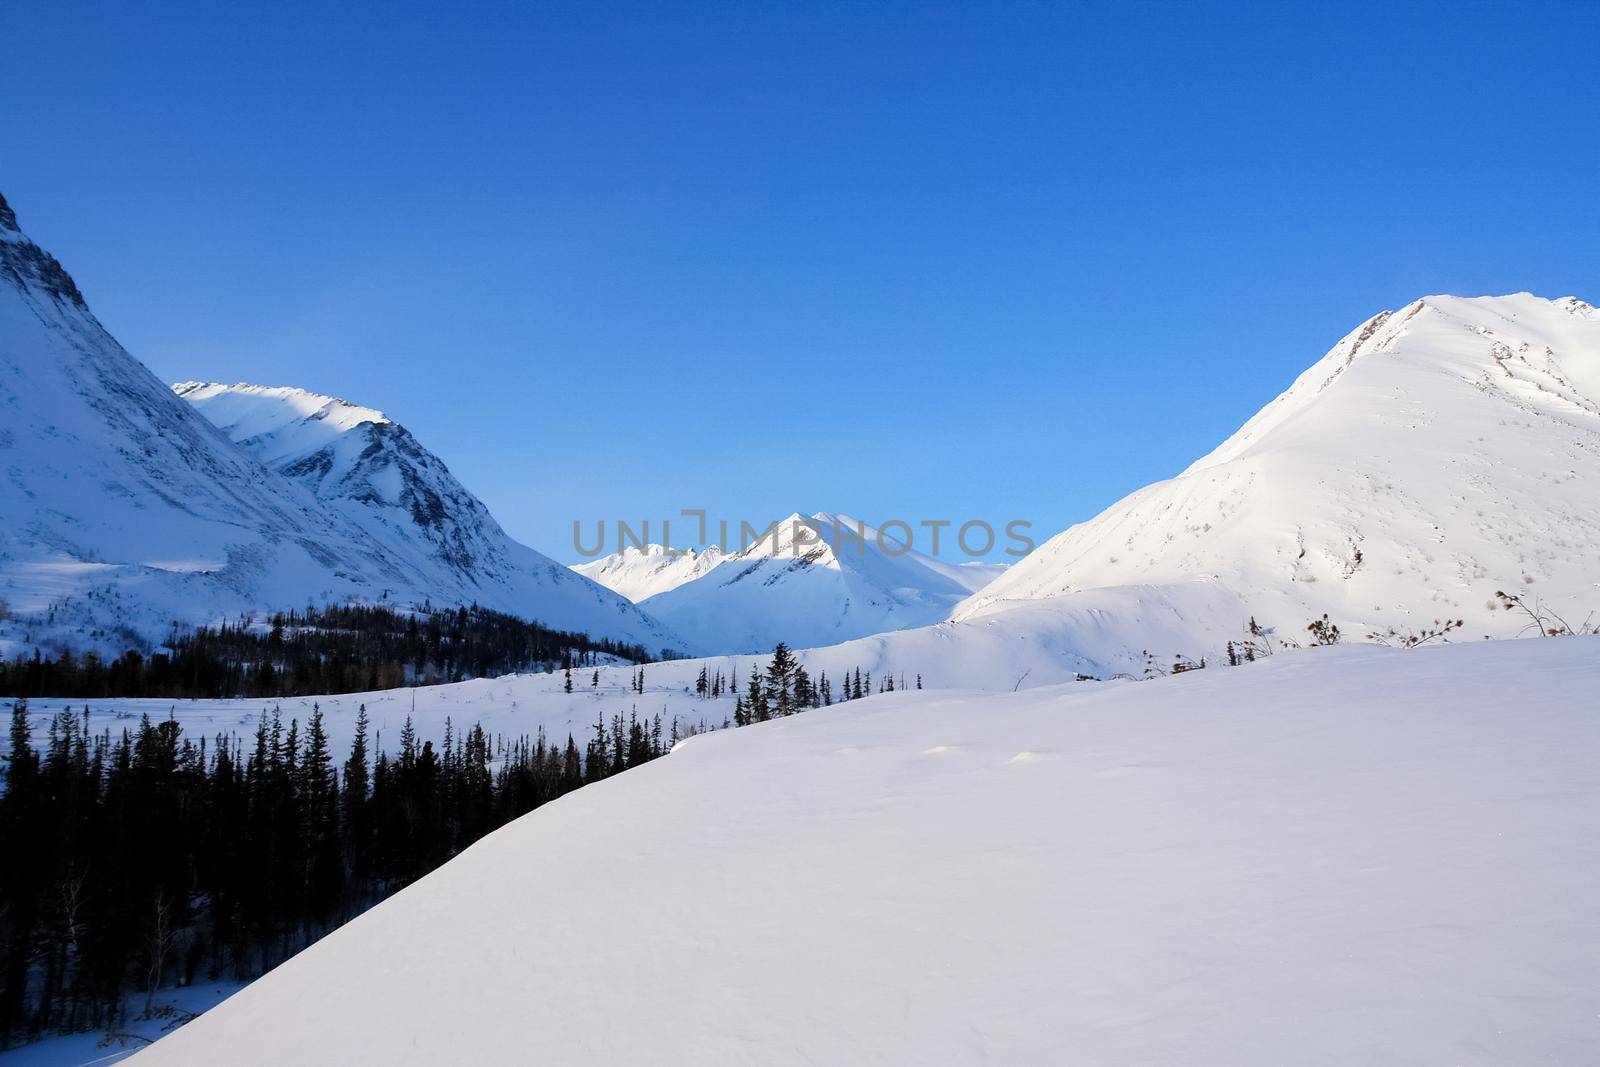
[173,381,685,654]
[639,512,1009,654]
[0,190,678,657]
[139,636,1600,1064]
[953,294,1600,654]
[572,542,728,602]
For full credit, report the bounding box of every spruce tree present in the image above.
[766,644,797,716]
[301,708,340,925]
[341,705,372,898]
[746,671,769,723]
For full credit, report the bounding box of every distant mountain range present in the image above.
[4,185,1596,675]
[572,543,729,603]
[575,513,1008,655]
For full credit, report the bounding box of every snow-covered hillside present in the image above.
[0,194,412,655]
[138,636,1600,1064]
[173,381,685,653]
[0,190,679,658]
[639,512,1009,654]
[572,542,728,602]
[952,293,1600,654]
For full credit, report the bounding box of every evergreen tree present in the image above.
[746,671,769,723]
[766,644,797,716]
[341,705,372,898]
[300,708,341,926]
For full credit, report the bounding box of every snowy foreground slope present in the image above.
[0,192,676,656]
[142,637,1600,1065]
[173,382,685,653]
[635,513,1009,654]
[957,294,1600,646]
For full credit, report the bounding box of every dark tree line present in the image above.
[727,643,919,724]
[0,698,672,1047]
[0,641,918,1048]
[0,603,668,701]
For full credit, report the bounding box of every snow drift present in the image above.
[138,636,1600,1064]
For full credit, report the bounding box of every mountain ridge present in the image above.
[572,543,728,603]
[0,193,682,657]
[173,380,687,653]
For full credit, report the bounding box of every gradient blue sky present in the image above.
[6,0,1597,561]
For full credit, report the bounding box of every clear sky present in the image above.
[5,0,1597,561]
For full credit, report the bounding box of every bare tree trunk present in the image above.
[144,890,173,1018]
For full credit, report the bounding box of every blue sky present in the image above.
[6,0,1597,561]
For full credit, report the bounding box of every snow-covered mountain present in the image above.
[572,543,729,602]
[635,512,1008,654]
[0,194,404,653]
[0,192,680,656]
[173,381,685,653]
[649,293,1600,685]
[138,636,1600,1064]
[943,293,1600,661]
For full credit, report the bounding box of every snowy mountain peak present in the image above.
[1175,292,1600,477]
[0,190,684,657]
[174,380,686,652]
[571,543,728,603]
[637,511,1007,654]
[1555,295,1596,318]
[0,191,86,307]
[173,382,391,466]
[734,512,844,566]
[176,381,391,427]
[0,193,423,652]
[954,291,1600,653]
